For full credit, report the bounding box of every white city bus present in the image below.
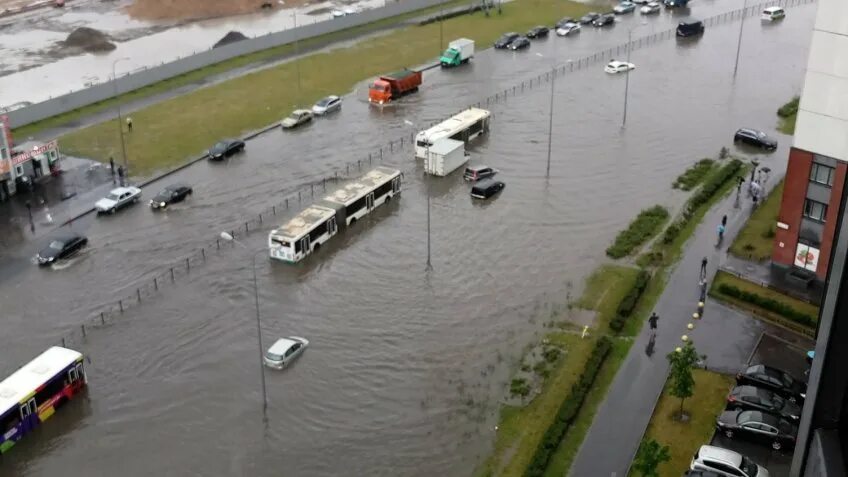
[415,107,491,159]
[268,167,402,263]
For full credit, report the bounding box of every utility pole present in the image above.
[622,29,633,128]
[293,12,302,98]
[112,57,130,170]
[545,67,555,178]
[733,0,749,78]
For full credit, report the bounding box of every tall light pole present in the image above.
[733,0,749,77]
[220,232,269,425]
[293,12,302,98]
[112,57,130,169]
[537,54,571,178]
[404,119,432,271]
[439,9,444,55]
[622,23,647,128]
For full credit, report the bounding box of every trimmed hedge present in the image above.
[610,269,651,332]
[777,96,800,118]
[716,283,816,328]
[606,206,670,259]
[672,159,714,191]
[524,337,613,477]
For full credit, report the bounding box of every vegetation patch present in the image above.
[672,159,715,191]
[606,206,670,259]
[729,180,783,261]
[575,265,641,330]
[777,96,799,135]
[609,269,651,333]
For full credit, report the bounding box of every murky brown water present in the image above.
[0,3,817,475]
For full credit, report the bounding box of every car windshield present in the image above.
[108,193,122,201]
[317,98,333,107]
[741,456,759,476]
[265,351,283,361]
[211,142,227,153]
[287,113,300,120]
[48,240,65,250]
[757,132,767,138]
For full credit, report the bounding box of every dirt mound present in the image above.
[126,0,300,21]
[213,31,248,49]
[62,27,116,52]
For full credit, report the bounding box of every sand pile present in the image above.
[62,27,116,52]
[213,31,248,49]
[126,0,303,21]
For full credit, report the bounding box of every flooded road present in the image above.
[0,3,817,475]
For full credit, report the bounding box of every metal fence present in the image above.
[53,0,817,350]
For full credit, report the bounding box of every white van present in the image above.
[761,6,785,21]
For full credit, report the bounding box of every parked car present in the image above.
[684,471,724,477]
[36,233,87,266]
[761,6,785,21]
[556,22,581,36]
[555,16,576,28]
[641,2,661,14]
[605,60,636,74]
[717,409,798,451]
[263,336,309,369]
[281,109,313,129]
[677,20,705,37]
[208,139,245,160]
[494,32,521,49]
[690,445,769,477]
[593,13,616,27]
[526,25,549,38]
[312,95,342,115]
[471,178,505,199]
[727,385,801,421]
[508,36,531,50]
[736,364,806,403]
[613,1,636,14]
[579,12,600,24]
[150,183,192,210]
[464,165,499,182]
[95,186,142,214]
[734,128,778,150]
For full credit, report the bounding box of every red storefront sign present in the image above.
[11,140,58,166]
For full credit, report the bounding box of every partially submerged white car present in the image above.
[604,60,636,74]
[263,336,309,369]
[95,186,142,214]
[640,2,661,14]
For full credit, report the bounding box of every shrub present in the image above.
[524,337,613,477]
[777,96,800,118]
[533,361,550,378]
[716,283,816,328]
[610,269,651,332]
[510,378,531,398]
[543,347,561,363]
[672,159,714,191]
[606,206,670,259]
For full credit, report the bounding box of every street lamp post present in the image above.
[293,12,302,98]
[112,57,130,170]
[404,119,432,271]
[733,0,749,77]
[220,232,269,424]
[537,54,571,178]
[622,23,648,128]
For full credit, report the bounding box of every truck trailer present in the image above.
[368,69,423,104]
[424,138,469,177]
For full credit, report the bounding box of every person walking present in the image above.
[126,116,133,132]
[648,312,659,332]
[700,256,708,281]
[721,215,728,227]
[717,223,726,246]
[109,156,115,174]
[117,165,125,186]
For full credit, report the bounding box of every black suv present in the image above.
[494,32,521,49]
[734,128,778,150]
[676,20,705,37]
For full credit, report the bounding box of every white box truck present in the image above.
[440,38,474,67]
[425,138,469,177]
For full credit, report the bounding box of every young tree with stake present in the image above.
[666,341,701,420]
[633,439,670,477]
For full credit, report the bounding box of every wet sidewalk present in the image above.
[569,174,785,476]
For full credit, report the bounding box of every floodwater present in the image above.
[0,3,816,476]
[0,0,385,106]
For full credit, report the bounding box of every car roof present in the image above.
[734,384,772,397]
[52,232,83,243]
[268,337,299,354]
[697,445,743,466]
[322,95,339,101]
[164,182,190,190]
[467,164,491,171]
[109,187,135,194]
[739,409,782,426]
[764,6,783,11]
[680,19,702,25]
[474,178,502,188]
[293,109,311,114]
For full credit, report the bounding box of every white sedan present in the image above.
[263,336,309,369]
[604,60,636,74]
[95,186,142,214]
[556,22,581,36]
[640,2,661,14]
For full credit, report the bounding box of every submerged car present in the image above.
[263,336,310,369]
[736,364,806,403]
[727,385,802,421]
[464,165,499,182]
[593,13,616,27]
[579,12,601,24]
[761,6,785,21]
[508,36,531,50]
[471,178,505,199]
[641,2,661,14]
[677,20,705,37]
[526,25,549,38]
[556,22,581,36]
[150,183,193,210]
[312,95,342,115]
[208,139,245,160]
[281,109,313,129]
[36,233,87,266]
[605,60,636,74]
[717,409,798,451]
[613,1,636,14]
[95,186,142,214]
[734,128,778,150]
[494,32,521,49]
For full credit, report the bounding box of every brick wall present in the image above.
[817,162,848,280]
[773,148,813,268]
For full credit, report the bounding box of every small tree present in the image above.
[666,341,700,420]
[633,439,671,477]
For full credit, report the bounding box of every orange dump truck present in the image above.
[368,69,422,105]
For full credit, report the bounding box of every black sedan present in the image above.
[494,32,521,49]
[508,36,531,50]
[734,128,778,150]
[716,409,798,451]
[36,233,87,266]
[555,16,576,28]
[579,12,600,24]
[736,364,806,403]
[150,183,193,210]
[526,25,549,38]
[208,138,245,160]
[727,385,802,421]
[593,13,616,27]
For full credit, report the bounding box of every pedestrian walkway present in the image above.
[569,177,774,476]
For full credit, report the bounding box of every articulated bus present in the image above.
[414,107,491,159]
[0,347,86,454]
[268,167,402,263]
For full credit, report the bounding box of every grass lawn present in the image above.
[778,113,797,135]
[776,96,799,136]
[575,264,641,330]
[729,180,783,261]
[44,0,591,176]
[630,370,735,477]
[476,333,597,477]
[710,270,819,335]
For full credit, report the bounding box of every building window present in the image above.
[810,162,835,186]
[803,199,828,222]
[794,242,820,272]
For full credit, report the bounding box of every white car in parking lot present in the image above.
[604,60,636,74]
[95,186,142,214]
[640,2,661,14]
[690,445,769,477]
[263,336,309,369]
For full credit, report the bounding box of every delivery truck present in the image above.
[424,138,469,177]
[440,38,475,67]
[368,69,423,104]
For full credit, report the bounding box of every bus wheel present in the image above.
[350,218,357,225]
[314,243,321,252]
[385,196,391,203]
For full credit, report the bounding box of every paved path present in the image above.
[569,173,776,477]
